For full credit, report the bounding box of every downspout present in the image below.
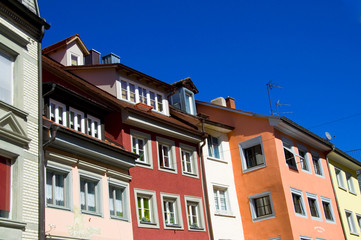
[198,117,214,240]
[325,144,347,240]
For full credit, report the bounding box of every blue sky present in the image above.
[38,0,361,159]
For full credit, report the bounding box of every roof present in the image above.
[42,34,89,55]
[42,55,203,137]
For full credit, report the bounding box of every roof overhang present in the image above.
[328,149,361,170]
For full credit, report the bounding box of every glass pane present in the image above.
[46,171,53,204]
[157,94,163,112]
[115,188,123,217]
[129,84,135,102]
[150,92,156,108]
[121,80,127,100]
[87,181,96,212]
[109,187,114,216]
[55,173,65,206]
[80,180,85,210]
[0,51,13,104]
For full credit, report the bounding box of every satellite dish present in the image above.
[325,132,332,141]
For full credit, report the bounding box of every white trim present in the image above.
[68,107,85,133]
[346,172,357,195]
[49,98,67,126]
[306,192,322,221]
[239,135,266,173]
[184,195,205,231]
[134,188,159,228]
[108,180,129,221]
[130,129,152,169]
[78,170,103,216]
[179,143,199,178]
[300,236,312,240]
[320,196,336,224]
[156,137,177,174]
[290,188,307,218]
[87,114,101,140]
[345,209,359,236]
[160,192,183,230]
[212,185,233,216]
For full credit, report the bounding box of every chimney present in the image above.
[102,53,120,64]
[85,49,101,65]
[225,96,236,109]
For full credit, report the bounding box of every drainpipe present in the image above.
[325,144,347,240]
[198,118,214,240]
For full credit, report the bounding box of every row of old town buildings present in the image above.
[1,1,361,239]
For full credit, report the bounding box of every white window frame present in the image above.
[320,196,335,223]
[184,195,205,231]
[130,130,152,168]
[312,151,324,177]
[306,192,322,221]
[160,193,183,230]
[300,236,312,240]
[79,171,102,216]
[69,106,85,133]
[282,137,297,170]
[46,162,72,210]
[335,167,346,190]
[249,191,275,222]
[134,188,159,228]
[0,50,14,105]
[108,179,129,221]
[297,144,311,174]
[291,188,307,218]
[213,185,232,216]
[346,172,356,194]
[356,213,361,232]
[239,136,266,173]
[156,137,177,174]
[180,143,198,178]
[345,210,359,236]
[184,88,196,115]
[49,98,67,126]
[87,114,101,140]
[70,54,79,66]
[207,135,222,160]
[118,78,166,114]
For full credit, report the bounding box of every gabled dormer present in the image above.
[42,34,89,66]
[170,77,198,115]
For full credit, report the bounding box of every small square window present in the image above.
[207,135,221,159]
[239,136,266,172]
[161,193,183,229]
[135,189,159,228]
[312,152,323,176]
[346,172,356,194]
[306,192,321,220]
[180,144,198,177]
[185,196,205,231]
[283,139,297,170]
[291,188,306,217]
[321,196,335,223]
[335,168,346,190]
[346,210,359,235]
[249,191,275,221]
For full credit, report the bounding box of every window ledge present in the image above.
[135,161,152,168]
[242,164,266,174]
[287,165,298,171]
[0,218,26,230]
[338,186,347,192]
[349,191,357,196]
[252,214,275,222]
[138,221,159,229]
[81,210,102,217]
[0,100,28,120]
[159,166,177,174]
[164,224,183,230]
[189,226,205,231]
[214,212,236,218]
[350,232,360,236]
[207,156,227,163]
[110,215,129,222]
[182,171,199,178]
[315,173,325,178]
[46,204,71,212]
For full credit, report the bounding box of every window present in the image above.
[180,144,198,177]
[109,184,126,219]
[157,94,163,112]
[0,156,11,218]
[208,135,221,159]
[46,169,69,208]
[184,89,195,115]
[291,188,306,217]
[161,193,183,229]
[297,145,310,172]
[71,54,78,66]
[335,168,346,189]
[138,87,147,103]
[321,196,335,223]
[239,136,266,172]
[249,191,275,221]
[157,137,176,172]
[69,107,85,133]
[356,214,361,232]
[346,172,356,194]
[0,51,14,105]
[283,139,297,169]
[131,130,152,167]
[121,80,128,100]
[49,99,67,126]
[312,152,323,176]
[129,83,136,103]
[213,187,231,215]
[87,114,101,140]
[185,196,205,230]
[134,189,159,228]
[306,193,321,220]
[346,210,359,235]
[80,177,100,214]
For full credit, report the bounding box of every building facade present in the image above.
[0,1,48,239]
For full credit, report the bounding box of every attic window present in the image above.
[71,55,78,66]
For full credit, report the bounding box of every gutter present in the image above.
[198,117,214,240]
[325,144,348,240]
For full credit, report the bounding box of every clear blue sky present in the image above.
[38,0,361,159]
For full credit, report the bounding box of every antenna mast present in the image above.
[266,81,282,116]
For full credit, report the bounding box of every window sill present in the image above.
[294,213,307,218]
[81,210,102,217]
[182,171,199,178]
[325,219,336,224]
[138,220,159,228]
[242,164,266,174]
[159,166,177,174]
[338,186,347,192]
[207,156,227,164]
[315,173,325,178]
[252,214,275,222]
[189,226,205,231]
[287,165,298,171]
[164,224,183,230]
[0,218,26,230]
[46,204,72,212]
[135,161,152,169]
[214,212,236,218]
[349,191,357,196]
[350,231,360,236]
[110,215,129,222]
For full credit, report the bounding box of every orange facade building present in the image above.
[197,97,345,240]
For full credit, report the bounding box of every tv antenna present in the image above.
[275,100,292,116]
[266,81,282,116]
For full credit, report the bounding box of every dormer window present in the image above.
[170,87,196,115]
[71,54,79,66]
[184,89,195,115]
[118,79,165,113]
[48,98,102,140]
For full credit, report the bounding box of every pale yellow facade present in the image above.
[328,151,361,240]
